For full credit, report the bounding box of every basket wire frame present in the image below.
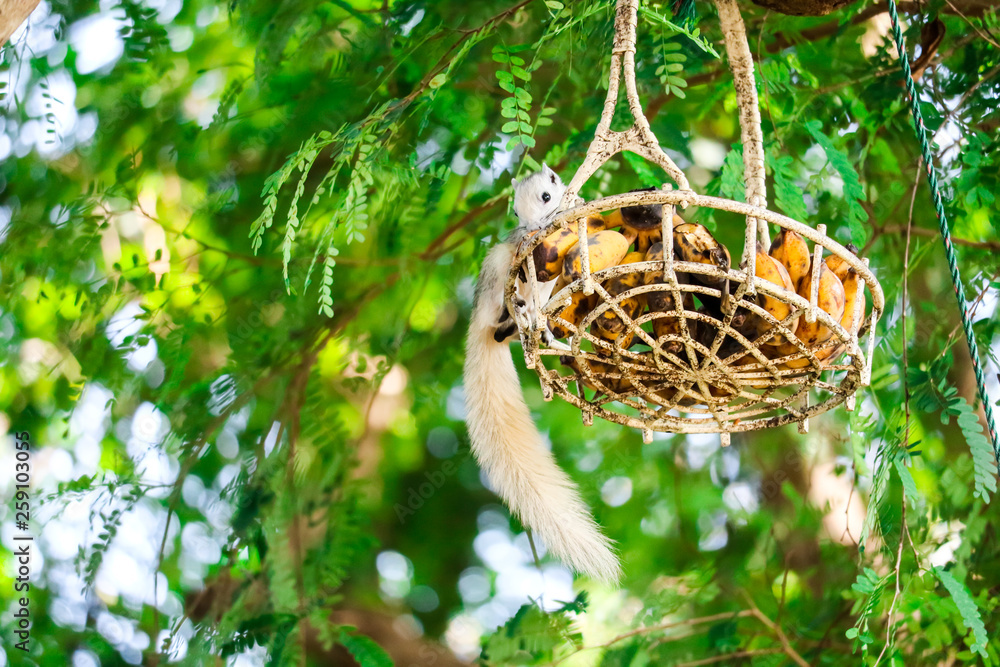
[504,0,884,445]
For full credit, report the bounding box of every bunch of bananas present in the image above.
[528,199,866,400]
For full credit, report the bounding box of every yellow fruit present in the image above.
[592,322,634,353]
[769,229,811,292]
[813,267,866,367]
[594,251,646,335]
[823,243,859,282]
[673,223,731,290]
[774,260,846,367]
[634,229,661,254]
[746,244,799,345]
[561,230,631,283]
[548,278,597,339]
[531,214,607,282]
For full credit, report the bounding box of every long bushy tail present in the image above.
[463,245,620,584]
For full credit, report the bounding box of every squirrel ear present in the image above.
[511,177,518,187]
[542,163,558,184]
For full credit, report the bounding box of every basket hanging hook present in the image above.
[561,0,691,205]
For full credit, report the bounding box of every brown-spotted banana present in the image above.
[769,229,811,292]
[643,242,694,354]
[561,230,633,284]
[548,277,597,339]
[773,259,846,365]
[745,244,799,346]
[810,262,866,366]
[594,251,647,338]
[673,222,731,290]
[531,214,607,282]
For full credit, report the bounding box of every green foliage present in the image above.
[934,567,989,658]
[766,148,808,221]
[910,367,998,501]
[483,598,584,663]
[719,145,745,202]
[340,630,396,667]
[804,119,869,247]
[846,567,889,651]
[494,44,538,157]
[655,36,688,100]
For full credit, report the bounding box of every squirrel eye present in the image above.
[541,192,551,203]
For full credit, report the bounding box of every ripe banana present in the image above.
[532,214,607,282]
[548,277,597,339]
[560,355,631,395]
[773,259,846,366]
[810,265,866,366]
[643,242,695,354]
[673,223,731,290]
[769,229,811,292]
[745,244,799,346]
[823,244,860,282]
[595,251,647,336]
[620,190,662,230]
[561,230,632,283]
[795,261,846,346]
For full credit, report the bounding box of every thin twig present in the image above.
[547,611,755,666]
[874,158,921,667]
[675,648,784,666]
[740,591,811,667]
[943,0,1000,48]
[873,225,1000,251]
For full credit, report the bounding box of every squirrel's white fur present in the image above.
[463,165,621,584]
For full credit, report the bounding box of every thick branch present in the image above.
[751,0,1000,17]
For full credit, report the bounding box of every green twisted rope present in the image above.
[886,0,1000,469]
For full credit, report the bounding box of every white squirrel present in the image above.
[463,164,621,584]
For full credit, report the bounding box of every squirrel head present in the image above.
[511,164,566,230]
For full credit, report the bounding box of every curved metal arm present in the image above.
[561,0,691,206]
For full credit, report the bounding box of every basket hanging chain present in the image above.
[561,0,691,204]
[885,0,1000,467]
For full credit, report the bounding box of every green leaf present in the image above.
[951,395,998,501]
[339,632,394,667]
[934,568,989,658]
[720,146,745,203]
[893,458,920,505]
[805,120,868,247]
[766,150,808,221]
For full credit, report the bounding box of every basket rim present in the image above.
[509,188,884,318]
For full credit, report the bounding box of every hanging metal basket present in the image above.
[504,0,884,445]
